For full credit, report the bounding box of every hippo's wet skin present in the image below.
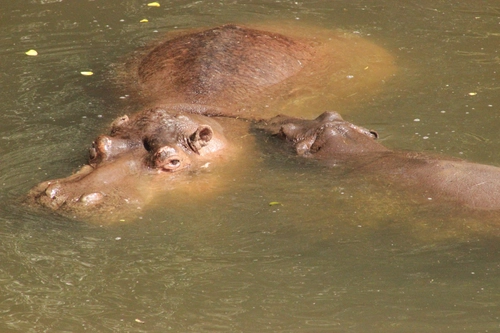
[28,24,316,215]
[260,112,500,211]
[28,108,228,212]
[126,23,396,119]
[134,24,313,114]
[27,24,395,218]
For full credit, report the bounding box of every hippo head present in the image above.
[262,111,389,159]
[27,108,227,214]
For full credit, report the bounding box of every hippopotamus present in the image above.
[27,24,395,219]
[126,23,396,119]
[259,111,500,211]
[27,107,235,216]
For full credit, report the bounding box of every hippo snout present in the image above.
[29,181,69,210]
[34,181,106,209]
[28,164,107,210]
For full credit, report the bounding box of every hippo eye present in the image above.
[151,145,190,172]
[159,157,183,172]
[168,159,180,167]
[152,148,182,171]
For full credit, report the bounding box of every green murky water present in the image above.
[2,1,500,332]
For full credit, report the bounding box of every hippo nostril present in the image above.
[89,147,97,160]
[142,138,152,152]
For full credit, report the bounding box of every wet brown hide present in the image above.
[27,111,252,223]
[27,23,396,222]
[126,23,396,119]
[259,112,500,211]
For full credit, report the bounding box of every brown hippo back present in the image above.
[136,24,314,114]
[122,23,396,119]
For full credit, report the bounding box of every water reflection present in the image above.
[2,0,500,332]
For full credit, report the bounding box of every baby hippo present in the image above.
[261,111,500,211]
[28,107,228,213]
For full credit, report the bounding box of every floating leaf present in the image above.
[147,2,160,6]
[25,49,38,56]
[140,18,149,23]
[80,71,94,76]
[269,201,283,206]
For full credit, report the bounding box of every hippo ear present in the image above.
[348,123,379,140]
[316,111,343,122]
[188,125,213,153]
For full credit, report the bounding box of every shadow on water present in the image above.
[3,0,500,332]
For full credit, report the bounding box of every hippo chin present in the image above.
[260,111,500,211]
[27,108,227,213]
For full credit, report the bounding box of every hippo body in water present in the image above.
[261,112,500,211]
[126,23,396,119]
[27,24,395,218]
[134,24,313,116]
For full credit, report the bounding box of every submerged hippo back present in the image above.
[137,24,315,109]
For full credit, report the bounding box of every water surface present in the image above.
[2,0,500,332]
